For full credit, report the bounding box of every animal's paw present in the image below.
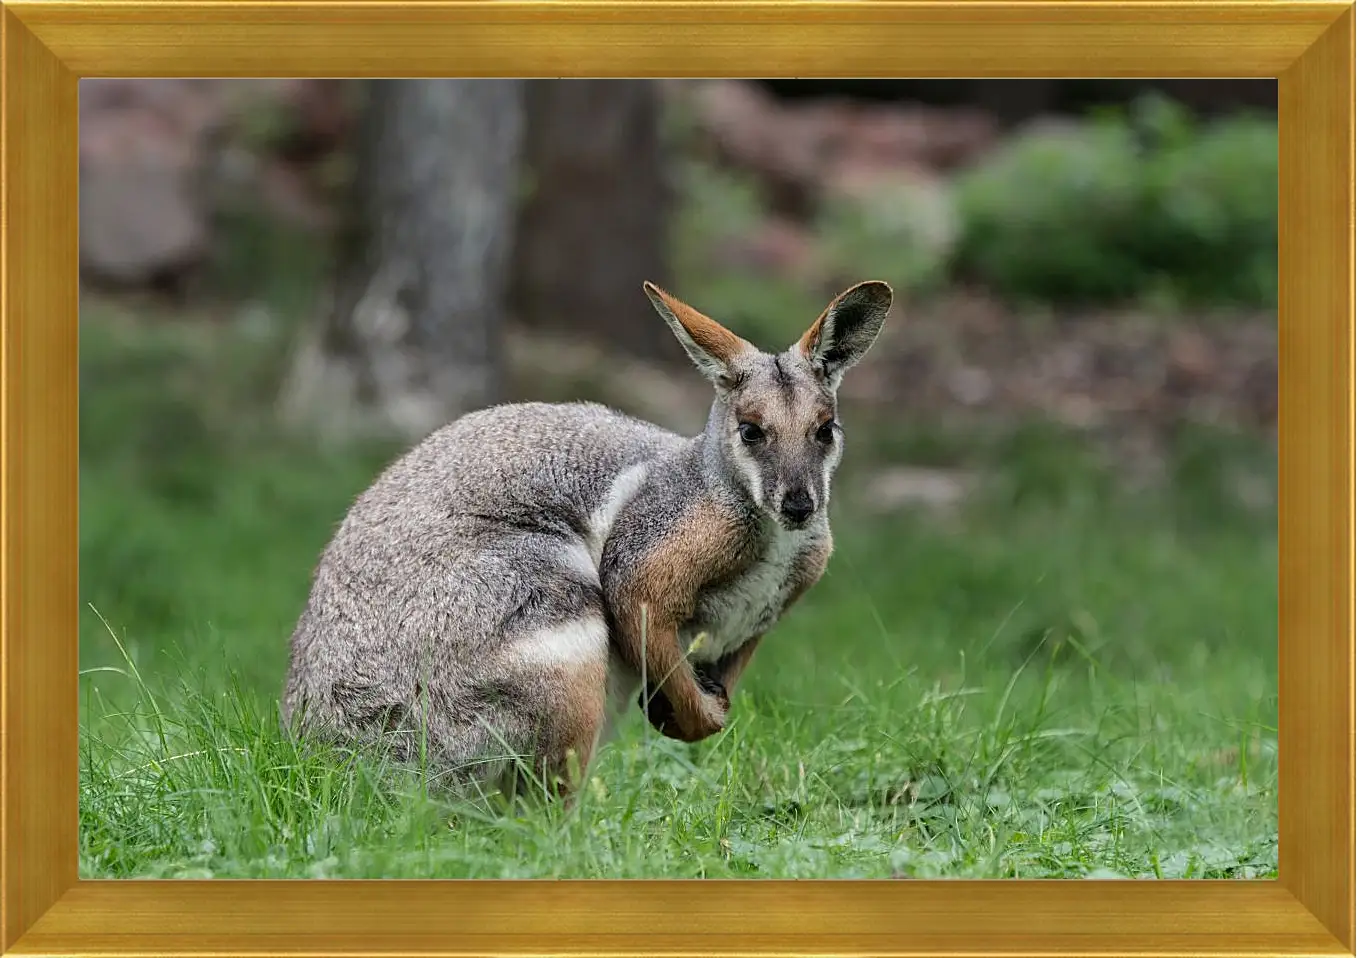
[687,689,729,741]
[694,664,730,712]
[638,671,728,742]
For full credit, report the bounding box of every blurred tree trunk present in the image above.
[510,80,673,361]
[282,79,525,443]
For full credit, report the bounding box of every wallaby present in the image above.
[282,279,892,799]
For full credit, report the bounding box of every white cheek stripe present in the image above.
[820,433,844,498]
[735,446,764,506]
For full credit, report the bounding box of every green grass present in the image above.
[79,302,1278,880]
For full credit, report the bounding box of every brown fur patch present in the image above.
[611,497,757,741]
[645,282,753,367]
[797,309,828,360]
[538,657,607,796]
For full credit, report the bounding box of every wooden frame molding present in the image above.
[3,2,1352,956]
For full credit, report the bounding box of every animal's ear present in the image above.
[797,280,893,388]
[644,281,754,390]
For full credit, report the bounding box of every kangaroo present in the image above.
[282,279,892,799]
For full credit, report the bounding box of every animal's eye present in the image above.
[815,421,837,444]
[738,422,765,444]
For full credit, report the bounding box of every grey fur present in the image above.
[283,401,679,790]
[282,281,891,796]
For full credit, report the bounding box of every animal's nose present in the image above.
[780,489,815,524]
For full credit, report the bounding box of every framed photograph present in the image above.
[2,2,1351,956]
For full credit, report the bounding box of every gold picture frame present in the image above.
[2,2,1352,955]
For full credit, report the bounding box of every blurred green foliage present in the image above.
[952,96,1277,310]
[669,95,1276,331]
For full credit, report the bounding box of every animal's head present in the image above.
[644,279,893,531]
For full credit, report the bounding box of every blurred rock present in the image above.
[80,79,349,288]
[947,367,993,407]
[715,217,821,281]
[80,80,224,285]
[1053,394,1103,429]
[688,80,820,215]
[682,79,997,216]
[1165,329,1219,395]
[821,156,931,202]
[82,79,224,142]
[847,102,996,172]
[855,290,1277,475]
